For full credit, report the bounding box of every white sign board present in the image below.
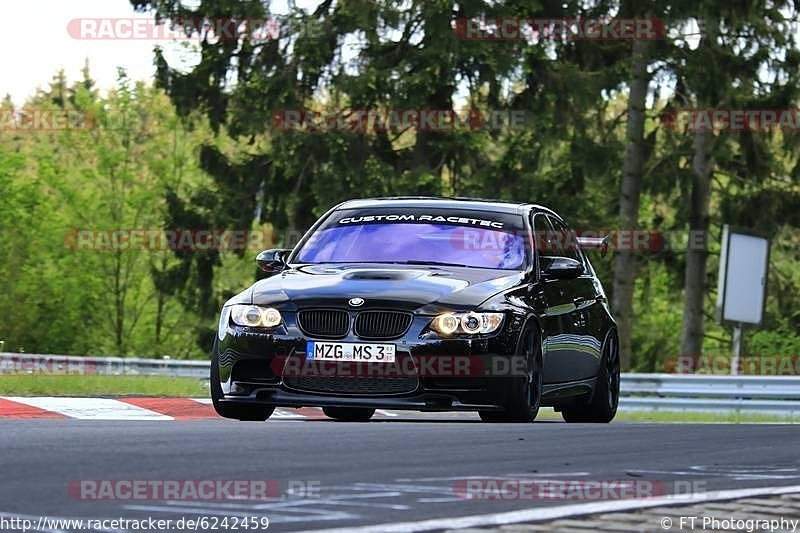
[716,225,769,326]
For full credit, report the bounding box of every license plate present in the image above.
[305,341,396,362]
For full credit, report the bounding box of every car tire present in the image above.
[479,328,542,423]
[322,407,376,421]
[210,340,275,421]
[561,330,619,423]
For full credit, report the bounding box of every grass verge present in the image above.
[614,409,797,423]
[534,407,795,423]
[0,375,208,397]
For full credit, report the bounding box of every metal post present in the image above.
[731,324,743,375]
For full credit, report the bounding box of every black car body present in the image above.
[211,197,619,423]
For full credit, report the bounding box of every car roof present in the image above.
[336,196,558,217]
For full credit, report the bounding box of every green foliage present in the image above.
[0,0,798,364]
[631,262,684,372]
[0,73,252,358]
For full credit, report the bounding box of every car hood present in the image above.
[245,264,524,312]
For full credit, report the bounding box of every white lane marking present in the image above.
[124,491,407,512]
[303,483,800,533]
[272,408,309,419]
[280,499,410,511]
[396,473,592,482]
[627,466,800,481]
[124,491,412,525]
[4,397,172,420]
[192,398,213,405]
[253,492,409,509]
[503,472,594,478]
[341,482,455,498]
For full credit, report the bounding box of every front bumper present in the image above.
[215,310,526,411]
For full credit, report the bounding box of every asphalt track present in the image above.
[1,418,799,532]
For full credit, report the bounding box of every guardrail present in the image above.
[0,352,208,379]
[620,373,800,416]
[2,353,799,416]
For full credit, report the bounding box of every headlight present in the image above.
[229,305,283,328]
[217,307,232,340]
[430,312,503,336]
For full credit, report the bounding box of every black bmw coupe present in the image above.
[211,197,619,423]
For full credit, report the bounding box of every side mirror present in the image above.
[577,235,609,258]
[540,256,584,280]
[256,249,291,275]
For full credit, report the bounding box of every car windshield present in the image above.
[294,221,527,270]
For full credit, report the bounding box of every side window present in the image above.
[546,216,581,262]
[531,213,555,260]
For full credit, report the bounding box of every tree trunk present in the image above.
[155,290,165,347]
[680,128,713,355]
[114,249,125,356]
[612,38,651,371]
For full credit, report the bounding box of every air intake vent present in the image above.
[298,310,349,338]
[284,376,419,395]
[354,311,412,339]
[343,270,417,281]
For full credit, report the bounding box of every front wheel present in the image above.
[479,329,542,423]
[323,407,375,422]
[562,331,619,423]
[210,340,275,421]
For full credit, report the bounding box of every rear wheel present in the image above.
[210,340,275,421]
[562,331,619,423]
[323,407,375,422]
[479,329,542,423]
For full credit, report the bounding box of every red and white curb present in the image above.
[0,397,402,420]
